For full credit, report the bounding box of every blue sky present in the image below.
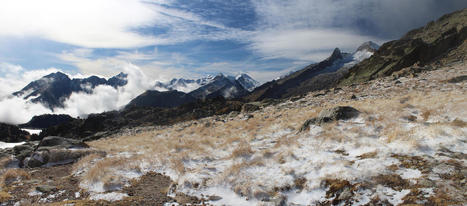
[0,0,466,83]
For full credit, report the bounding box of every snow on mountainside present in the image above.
[154,73,259,97]
[154,75,215,93]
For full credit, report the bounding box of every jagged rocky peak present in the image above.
[329,48,343,60]
[236,73,260,92]
[45,71,70,80]
[357,41,380,52]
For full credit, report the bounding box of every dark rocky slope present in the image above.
[20,114,76,129]
[126,90,197,109]
[40,97,244,140]
[339,8,467,85]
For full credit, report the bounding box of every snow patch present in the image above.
[90,192,128,202]
[0,141,25,149]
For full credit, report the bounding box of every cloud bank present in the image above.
[0,63,154,125]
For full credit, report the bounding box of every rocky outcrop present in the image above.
[299,106,360,132]
[0,123,30,143]
[6,136,100,168]
[241,102,261,113]
[20,114,75,129]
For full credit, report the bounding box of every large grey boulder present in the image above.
[299,106,360,132]
[10,136,99,168]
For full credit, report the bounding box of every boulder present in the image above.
[299,106,360,132]
[40,136,88,148]
[318,106,360,121]
[23,148,97,168]
[10,136,96,168]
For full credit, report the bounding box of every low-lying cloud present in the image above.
[0,63,154,125]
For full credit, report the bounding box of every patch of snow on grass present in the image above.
[286,189,326,205]
[90,192,128,201]
[376,186,410,206]
[397,168,422,179]
[0,141,24,149]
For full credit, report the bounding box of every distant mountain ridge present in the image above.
[13,72,128,109]
[246,41,379,101]
[154,73,259,95]
[127,73,259,109]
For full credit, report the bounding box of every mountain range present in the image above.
[12,72,128,109]
[127,73,259,108]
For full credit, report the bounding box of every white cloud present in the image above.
[55,63,155,118]
[0,63,62,98]
[0,0,160,48]
[248,0,466,61]
[250,29,383,61]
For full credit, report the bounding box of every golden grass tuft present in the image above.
[0,191,12,203]
[231,141,254,158]
[451,118,467,127]
[1,169,31,187]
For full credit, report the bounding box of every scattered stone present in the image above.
[446,75,467,83]
[208,195,222,201]
[402,115,417,122]
[36,185,57,193]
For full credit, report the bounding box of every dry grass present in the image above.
[230,141,254,159]
[78,84,466,200]
[1,169,31,187]
[0,191,12,203]
[451,118,467,127]
[72,153,106,173]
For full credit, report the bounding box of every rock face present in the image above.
[20,114,75,129]
[126,90,197,109]
[13,72,128,109]
[340,8,467,85]
[0,123,29,143]
[299,106,360,132]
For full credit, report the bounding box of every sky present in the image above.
[0,0,465,124]
[1,0,466,83]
